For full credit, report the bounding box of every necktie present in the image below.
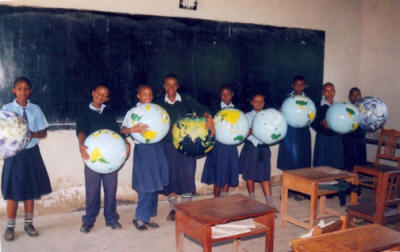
[23,108,29,127]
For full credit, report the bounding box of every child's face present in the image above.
[12,81,32,104]
[350,90,361,104]
[322,85,336,101]
[163,78,179,97]
[92,86,109,108]
[137,87,153,103]
[220,88,233,105]
[292,80,305,95]
[251,95,265,111]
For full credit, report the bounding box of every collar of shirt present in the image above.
[89,103,106,114]
[320,96,334,106]
[220,101,234,109]
[289,91,305,96]
[164,93,182,105]
[13,99,30,109]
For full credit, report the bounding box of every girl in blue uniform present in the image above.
[201,85,239,197]
[2,77,52,241]
[343,87,367,171]
[277,75,311,201]
[239,94,274,207]
[121,85,169,231]
[312,82,344,169]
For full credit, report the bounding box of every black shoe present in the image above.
[166,210,175,221]
[144,221,159,229]
[106,222,122,230]
[4,226,15,241]
[24,224,39,237]
[80,224,94,233]
[132,219,147,231]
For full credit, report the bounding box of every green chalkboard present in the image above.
[0,6,324,128]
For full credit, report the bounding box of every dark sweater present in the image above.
[311,104,338,136]
[76,106,120,138]
[154,94,209,141]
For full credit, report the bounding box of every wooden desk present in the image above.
[175,194,276,252]
[281,166,357,230]
[290,224,400,252]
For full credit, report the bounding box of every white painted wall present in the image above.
[0,0,398,215]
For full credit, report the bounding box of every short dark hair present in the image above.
[219,84,234,93]
[251,93,265,100]
[14,76,32,89]
[293,75,305,83]
[164,73,178,82]
[137,85,152,93]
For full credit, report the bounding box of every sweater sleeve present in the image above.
[184,94,210,116]
[75,109,88,136]
[311,105,336,136]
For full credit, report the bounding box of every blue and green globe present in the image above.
[358,96,388,132]
[326,102,361,134]
[0,110,30,159]
[281,95,316,128]
[172,114,215,156]
[252,108,287,145]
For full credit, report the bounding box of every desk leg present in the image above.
[176,230,184,252]
[175,210,184,252]
[281,175,288,228]
[254,214,275,252]
[310,183,318,227]
[202,226,212,252]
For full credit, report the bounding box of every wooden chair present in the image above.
[347,170,400,225]
[354,128,400,192]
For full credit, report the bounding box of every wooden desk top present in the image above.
[284,166,355,182]
[175,194,276,225]
[290,224,400,252]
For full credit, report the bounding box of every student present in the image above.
[121,85,169,231]
[343,87,367,171]
[311,82,344,169]
[201,85,239,197]
[277,75,312,201]
[76,85,130,233]
[2,77,52,241]
[154,73,214,221]
[239,94,274,207]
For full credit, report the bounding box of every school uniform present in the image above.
[76,103,121,226]
[343,127,367,171]
[154,93,209,195]
[239,110,271,182]
[1,99,52,201]
[311,98,344,169]
[278,92,312,170]
[201,102,239,187]
[122,104,169,222]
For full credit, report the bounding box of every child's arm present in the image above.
[30,129,47,139]
[120,123,149,135]
[77,132,89,160]
[203,112,215,137]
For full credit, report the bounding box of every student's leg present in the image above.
[23,199,38,236]
[4,200,18,241]
[220,184,229,197]
[168,192,177,210]
[261,181,274,207]
[135,192,152,223]
[214,185,221,197]
[82,166,102,226]
[246,180,256,200]
[147,192,159,228]
[103,171,119,226]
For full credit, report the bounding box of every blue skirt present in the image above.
[201,141,239,187]
[277,126,311,170]
[343,134,367,171]
[313,133,344,169]
[2,145,52,201]
[162,141,196,195]
[133,142,169,193]
[239,140,271,181]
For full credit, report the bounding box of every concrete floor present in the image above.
[0,186,355,252]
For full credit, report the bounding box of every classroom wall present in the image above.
[0,0,398,216]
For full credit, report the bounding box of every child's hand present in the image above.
[131,123,149,134]
[124,141,131,159]
[79,144,89,160]
[322,119,330,129]
[205,116,215,137]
